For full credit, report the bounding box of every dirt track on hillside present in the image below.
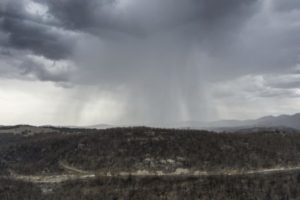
[4,163,300,184]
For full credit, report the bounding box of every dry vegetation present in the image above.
[1,126,300,199]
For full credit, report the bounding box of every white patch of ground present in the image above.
[174,168,190,175]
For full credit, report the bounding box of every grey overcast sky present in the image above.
[0,0,300,126]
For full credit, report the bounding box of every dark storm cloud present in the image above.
[0,0,75,60]
[37,0,258,38]
[273,0,300,12]
[35,0,116,30]
[1,0,300,124]
[37,0,260,124]
[270,81,300,90]
[19,58,70,82]
[1,18,74,60]
[266,75,300,89]
[1,0,259,61]
[62,0,259,124]
[205,0,300,81]
[212,74,300,102]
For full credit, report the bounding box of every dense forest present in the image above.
[1,126,300,199]
[1,171,300,200]
[1,126,300,175]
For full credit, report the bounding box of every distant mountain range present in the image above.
[86,113,300,131]
[178,113,300,130]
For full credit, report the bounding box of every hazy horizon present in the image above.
[1,112,300,128]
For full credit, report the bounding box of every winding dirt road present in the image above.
[5,164,300,184]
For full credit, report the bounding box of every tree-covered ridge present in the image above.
[1,127,300,175]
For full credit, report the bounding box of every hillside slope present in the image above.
[1,126,300,199]
[1,127,300,175]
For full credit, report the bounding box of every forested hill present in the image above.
[1,126,300,175]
